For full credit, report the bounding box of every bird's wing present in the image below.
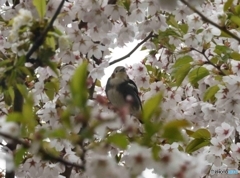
[105,78,111,98]
[118,79,142,111]
[128,79,142,110]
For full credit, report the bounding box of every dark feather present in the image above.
[105,66,143,123]
[116,79,142,111]
[105,78,111,97]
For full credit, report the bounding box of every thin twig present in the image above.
[0,131,84,170]
[60,166,73,178]
[39,148,84,170]
[180,0,240,43]
[109,32,154,66]
[190,47,226,75]
[25,0,65,60]
[77,122,88,171]
[235,130,240,144]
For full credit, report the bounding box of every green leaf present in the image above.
[0,51,8,60]
[60,109,71,128]
[122,0,131,11]
[22,96,36,132]
[107,133,129,149]
[173,55,193,68]
[224,0,233,11]
[203,85,219,102]
[235,5,240,15]
[231,51,240,61]
[15,56,26,66]
[4,89,13,106]
[48,128,67,138]
[162,119,191,142]
[175,63,192,86]
[0,59,12,67]
[185,129,194,136]
[162,127,184,142]
[53,27,64,36]
[38,48,56,71]
[164,119,191,128]
[9,69,17,86]
[33,0,46,19]
[179,24,188,34]
[167,16,178,28]
[141,46,147,51]
[160,28,180,37]
[50,77,59,91]
[6,112,22,122]
[46,61,58,76]
[45,36,56,50]
[145,64,154,73]
[143,122,162,145]
[214,45,231,55]
[231,15,240,27]
[45,82,56,100]
[14,147,27,166]
[142,92,163,122]
[16,84,28,99]
[70,61,88,108]
[210,56,219,64]
[152,144,161,160]
[185,138,210,153]
[188,67,209,87]
[172,56,193,86]
[191,128,211,139]
[42,141,60,157]
[18,66,33,78]
[95,79,102,87]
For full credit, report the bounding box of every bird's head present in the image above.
[109,66,129,85]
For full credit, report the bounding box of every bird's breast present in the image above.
[107,88,126,107]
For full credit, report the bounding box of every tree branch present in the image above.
[190,47,226,76]
[0,131,84,170]
[60,165,73,178]
[5,2,66,178]
[25,0,65,61]
[6,84,24,178]
[109,32,154,66]
[235,130,240,144]
[180,0,240,43]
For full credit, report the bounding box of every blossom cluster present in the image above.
[0,0,239,178]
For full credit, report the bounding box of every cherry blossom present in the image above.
[223,156,238,168]
[122,143,154,175]
[209,138,225,156]
[104,4,126,21]
[215,122,234,141]
[1,0,240,178]
[230,143,240,159]
[86,153,129,178]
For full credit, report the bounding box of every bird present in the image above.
[105,66,142,122]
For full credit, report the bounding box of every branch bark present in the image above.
[0,131,84,170]
[109,32,154,66]
[6,1,66,177]
[190,47,226,76]
[180,0,240,43]
[26,0,65,61]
